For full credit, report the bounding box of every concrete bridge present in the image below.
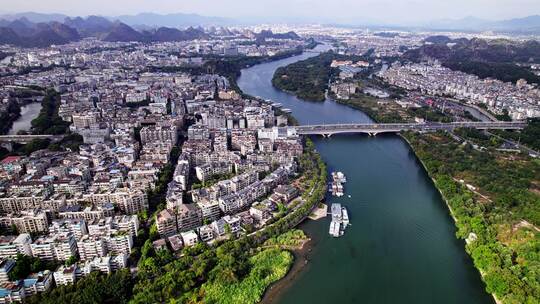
[0,134,63,150]
[295,121,527,137]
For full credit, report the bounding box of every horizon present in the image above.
[1,0,540,26]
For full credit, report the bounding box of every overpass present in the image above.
[0,134,63,150]
[294,121,527,136]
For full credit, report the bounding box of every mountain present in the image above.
[64,15,114,37]
[426,16,489,31]
[254,30,300,40]
[102,22,147,42]
[43,22,80,41]
[0,27,21,45]
[115,12,233,27]
[151,26,208,42]
[5,17,35,36]
[0,15,214,46]
[493,15,540,32]
[0,12,67,23]
[23,22,80,47]
[0,18,80,47]
[425,15,540,33]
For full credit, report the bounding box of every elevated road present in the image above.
[295,121,527,136]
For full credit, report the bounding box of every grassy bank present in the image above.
[403,131,540,303]
[200,248,293,304]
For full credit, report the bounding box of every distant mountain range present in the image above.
[114,13,233,27]
[0,12,234,27]
[0,17,80,47]
[1,11,540,47]
[424,15,540,33]
[0,13,302,47]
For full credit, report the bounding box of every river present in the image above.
[237,45,494,304]
[8,102,42,135]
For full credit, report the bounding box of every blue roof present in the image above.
[23,279,37,287]
[0,288,10,297]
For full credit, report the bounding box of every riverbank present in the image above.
[400,133,503,303]
[238,47,496,304]
[0,100,21,135]
[260,238,313,304]
[403,131,539,303]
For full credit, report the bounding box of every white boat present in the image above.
[331,203,342,221]
[329,204,351,237]
[329,221,341,237]
[342,207,349,226]
[336,171,347,183]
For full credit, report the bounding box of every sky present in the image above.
[1,0,540,25]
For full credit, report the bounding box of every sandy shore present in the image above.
[260,238,314,304]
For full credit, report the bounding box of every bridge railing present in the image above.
[294,121,527,133]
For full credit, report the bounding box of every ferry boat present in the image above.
[342,207,349,226]
[331,203,342,221]
[329,221,341,237]
[329,203,350,237]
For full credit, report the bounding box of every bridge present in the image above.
[0,134,63,150]
[294,121,527,136]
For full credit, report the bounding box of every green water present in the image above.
[237,46,494,304]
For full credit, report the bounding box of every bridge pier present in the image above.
[322,134,332,138]
[368,132,379,137]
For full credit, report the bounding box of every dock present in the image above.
[309,203,328,220]
[329,171,346,197]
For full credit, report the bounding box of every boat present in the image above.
[336,171,347,183]
[282,108,292,113]
[342,207,349,226]
[329,203,351,237]
[331,203,342,221]
[329,221,341,237]
[330,171,347,197]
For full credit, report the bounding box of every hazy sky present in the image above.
[2,0,540,24]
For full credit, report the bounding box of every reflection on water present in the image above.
[8,103,42,135]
